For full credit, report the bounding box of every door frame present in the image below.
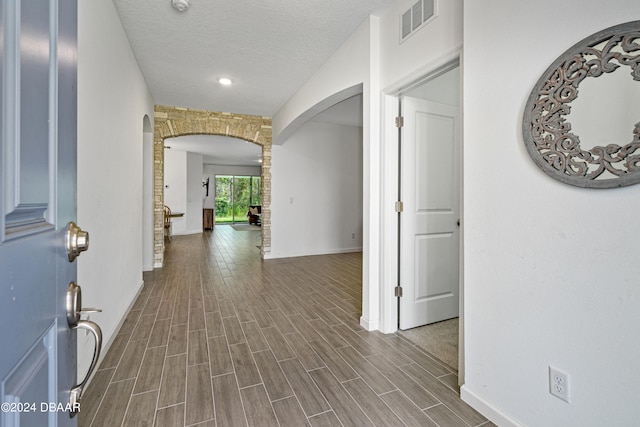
[379,50,465,382]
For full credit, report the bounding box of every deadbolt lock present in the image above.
[66,221,89,262]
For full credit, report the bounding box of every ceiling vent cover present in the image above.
[401,0,436,42]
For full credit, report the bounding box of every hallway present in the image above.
[79,225,491,427]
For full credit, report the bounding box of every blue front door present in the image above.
[1,1,79,426]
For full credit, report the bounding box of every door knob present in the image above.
[66,222,89,262]
[66,282,103,417]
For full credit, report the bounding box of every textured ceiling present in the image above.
[112,0,395,117]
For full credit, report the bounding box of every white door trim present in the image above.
[379,48,464,383]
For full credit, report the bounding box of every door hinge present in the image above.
[395,201,404,213]
[395,116,404,128]
[394,286,403,297]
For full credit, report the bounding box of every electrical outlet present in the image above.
[549,366,570,403]
[351,233,356,239]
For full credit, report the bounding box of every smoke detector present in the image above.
[171,0,190,12]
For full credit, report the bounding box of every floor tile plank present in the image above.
[335,346,396,395]
[241,320,269,352]
[261,326,295,361]
[307,319,348,349]
[379,390,439,427]
[279,358,330,416]
[148,318,171,348]
[121,390,157,426]
[366,354,439,410]
[272,396,311,427]
[229,343,261,388]
[155,403,185,427]
[112,339,147,382]
[188,329,209,366]
[167,323,188,356]
[240,384,279,427]
[133,345,166,393]
[308,411,342,427]
[186,363,215,425]
[158,354,187,408]
[252,349,294,401]
[90,378,135,427]
[205,310,225,338]
[308,368,374,427]
[425,403,470,427]
[213,373,247,427]
[223,316,246,345]
[268,309,297,335]
[308,339,358,383]
[342,378,404,426]
[283,332,325,371]
[402,362,487,426]
[209,335,234,376]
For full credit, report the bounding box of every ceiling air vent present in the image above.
[401,0,436,42]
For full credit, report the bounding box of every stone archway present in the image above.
[153,105,272,266]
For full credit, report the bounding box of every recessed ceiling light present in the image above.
[218,78,232,86]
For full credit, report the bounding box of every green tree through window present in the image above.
[214,175,261,223]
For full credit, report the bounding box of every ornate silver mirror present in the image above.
[523,21,640,188]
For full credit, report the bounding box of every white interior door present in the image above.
[399,96,460,330]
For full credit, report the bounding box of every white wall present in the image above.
[164,150,203,235]
[77,0,154,374]
[186,152,204,234]
[462,1,640,426]
[164,149,187,234]
[270,121,363,258]
[202,164,261,210]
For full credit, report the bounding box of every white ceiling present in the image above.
[112,0,394,117]
[112,0,386,165]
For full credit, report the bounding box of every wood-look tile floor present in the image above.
[80,225,494,427]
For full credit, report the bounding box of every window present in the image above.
[214,175,261,223]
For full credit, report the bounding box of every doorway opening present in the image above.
[153,106,272,265]
[395,62,462,374]
[214,175,262,224]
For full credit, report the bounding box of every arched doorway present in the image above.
[153,106,272,266]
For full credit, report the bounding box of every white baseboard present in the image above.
[263,246,363,260]
[83,278,144,386]
[360,316,379,331]
[460,385,523,427]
